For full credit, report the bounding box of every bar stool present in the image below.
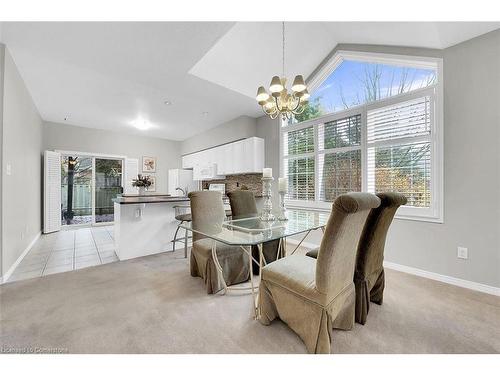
[172,205,192,258]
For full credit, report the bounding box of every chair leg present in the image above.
[172,220,183,252]
[184,227,188,258]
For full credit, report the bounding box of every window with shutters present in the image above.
[280,51,443,222]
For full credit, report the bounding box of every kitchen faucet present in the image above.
[175,187,186,196]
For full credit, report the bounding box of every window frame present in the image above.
[280,51,444,223]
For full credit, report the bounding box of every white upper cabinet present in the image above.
[182,137,265,176]
[181,153,197,169]
[215,143,234,175]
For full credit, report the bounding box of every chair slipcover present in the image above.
[259,193,380,354]
[188,191,250,294]
[227,190,281,273]
[305,192,406,325]
[354,192,407,324]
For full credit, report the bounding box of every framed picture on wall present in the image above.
[142,156,156,173]
[144,174,156,192]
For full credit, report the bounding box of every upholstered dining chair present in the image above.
[306,192,407,325]
[188,191,250,294]
[259,193,381,354]
[353,192,407,324]
[226,190,281,274]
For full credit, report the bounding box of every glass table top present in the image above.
[179,209,330,246]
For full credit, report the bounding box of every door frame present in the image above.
[56,150,126,226]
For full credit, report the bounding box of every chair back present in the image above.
[355,192,407,281]
[315,193,381,297]
[227,190,258,219]
[188,191,225,242]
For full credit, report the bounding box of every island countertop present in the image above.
[112,195,190,204]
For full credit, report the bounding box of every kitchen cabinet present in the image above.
[215,143,234,175]
[182,137,265,179]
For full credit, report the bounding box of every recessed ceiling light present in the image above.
[202,111,209,116]
[133,119,153,131]
[164,100,172,105]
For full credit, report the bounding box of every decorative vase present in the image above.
[138,186,146,195]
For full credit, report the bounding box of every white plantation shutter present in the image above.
[367,95,432,208]
[124,158,139,194]
[367,96,431,143]
[318,114,362,202]
[283,126,315,201]
[44,150,61,233]
[284,157,315,201]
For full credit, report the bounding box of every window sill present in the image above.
[285,202,443,224]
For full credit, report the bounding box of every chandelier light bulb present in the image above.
[256,86,270,104]
[291,75,306,92]
[269,76,284,94]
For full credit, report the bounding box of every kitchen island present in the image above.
[113,195,190,260]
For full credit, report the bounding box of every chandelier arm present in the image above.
[291,96,302,112]
[262,106,277,116]
[292,105,306,115]
[274,95,283,112]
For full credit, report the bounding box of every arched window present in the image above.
[281,51,443,222]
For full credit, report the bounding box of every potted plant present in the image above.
[132,174,152,195]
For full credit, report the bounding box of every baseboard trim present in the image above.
[285,238,500,297]
[1,231,41,284]
[383,261,500,297]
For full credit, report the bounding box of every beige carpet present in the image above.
[1,250,499,354]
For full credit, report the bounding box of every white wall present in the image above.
[43,122,182,194]
[181,115,257,155]
[257,30,500,288]
[0,44,5,277]
[256,115,280,198]
[1,45,43,277]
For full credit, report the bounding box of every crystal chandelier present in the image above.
[255,22,310,120]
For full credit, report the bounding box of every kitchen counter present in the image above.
[113,196,189,260]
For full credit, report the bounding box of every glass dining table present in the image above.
[179,209,330,318]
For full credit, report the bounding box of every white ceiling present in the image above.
[1,22,499,140]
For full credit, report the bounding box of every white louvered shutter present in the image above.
[44,150,61,233]
[124,158,139,194]
[367,95,432,207]
[283,126,315,201]
[317,114,362,202]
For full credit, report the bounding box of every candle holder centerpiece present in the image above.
[277,177,288,221]
[260,168,275,222]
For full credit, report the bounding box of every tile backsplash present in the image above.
[202,173,263,197]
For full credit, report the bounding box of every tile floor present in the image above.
[7,226,118,283]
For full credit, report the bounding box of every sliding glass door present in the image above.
[95,158,123,223]
[61,154,123,226]
[61,156,93,225]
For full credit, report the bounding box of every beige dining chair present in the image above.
[188,191,250,294]
[226,190,281,274]
[306,192,407,325]
[258,192,381,354]
[352,192,407,324]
